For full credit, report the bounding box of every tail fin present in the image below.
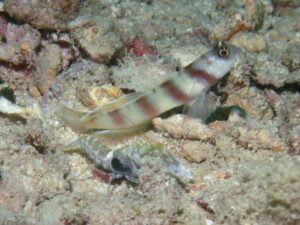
[55,104,88,133]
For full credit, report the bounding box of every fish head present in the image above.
[192,41,241,80]
[208,40,241,79]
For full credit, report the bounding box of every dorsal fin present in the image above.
[81,92,145,122]
[84,72,175,117]
[95,91,144,112]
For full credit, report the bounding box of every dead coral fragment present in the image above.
[0,23,41,67]
[0,22,41,65]
[226,87,274,120]
[111,55,173,91]
[0,44,23,65]
[78,84,123,108]
[0,96,36,119]
[34,44,61,94]
[68,16,121,63]
[181,141,215,163]
[237,127,286,151]
[153,114,214,141]
[230,32,266,52]
[213,0,266,41]
[272,0,300,14]
[123,36,159,58]
[252,54,300,88]
[4,0,82,29]
[5,23,41,50]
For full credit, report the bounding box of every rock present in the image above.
[181,141,215,163]
[226,86,274,120]
[4,0,81,29]
[265,90,300,154]
[5,23,41,50]
[0,44,23,65]
[78,84,123,108]
[212,0,267,40]
[0,96,35,119]
[214,133,239,153]
[123,36,159,58]
[0,22,40,65]
[281,43,300,72]
[0,153,70,212]
[34,44,61,94]
[236,126,286,151]
[277,92,300,154]
[112,0,213,42]
[111,55,174,91]
[208,114,287,152]
[265,8,300,43]
[231,32,266,52]
[47,32,78,70]
[0,206,30,225]
[167,44,208,68]
[50,61,111,110]
[199,156,300,225]
[208,121,229,135]
[153,115,214,141]
[68,16,121,63]
[272,0,300,14]
[289,125,300,154]
[272,0,300,7]
[252,53,300,88]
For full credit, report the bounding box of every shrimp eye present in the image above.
[214,41,230,58]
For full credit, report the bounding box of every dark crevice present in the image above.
[249,76,300,94]
[0,112,27,124]
[63,170,73,193]
[211,73,236,103]
[107,47,124,67]
[121,88,135,94]
[0,86,16,103]
[0,12,25,27]
[248,76,300,153]
[25,135,48,154]
[0,61,33,71]
[268,101,278,118]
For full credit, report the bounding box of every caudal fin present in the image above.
[55,104,88,133]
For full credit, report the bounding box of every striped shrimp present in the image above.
[56,41,240,134]
[68,135,194,184]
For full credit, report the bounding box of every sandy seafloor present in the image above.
[0,0,299,224]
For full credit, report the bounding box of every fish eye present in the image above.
[111,157,131,173]
[213,41,230,58]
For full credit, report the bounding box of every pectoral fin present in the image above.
[183,92,216,122]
